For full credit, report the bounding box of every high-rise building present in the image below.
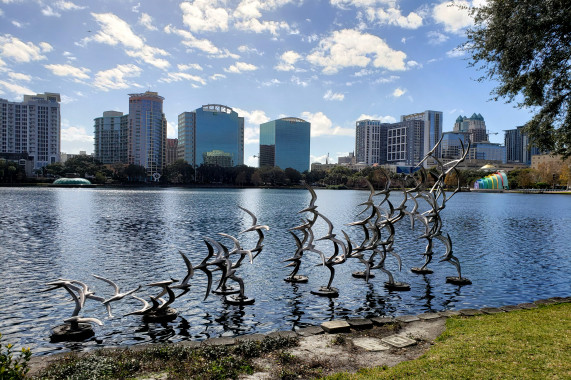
[127,91,167,177]
[453,113,488,143]
[0,92,61,170]
[355,119,389,165]
[386,119,424,166]
[259,117,310,173]
[178,104,244,168]
[94,111,128,164]
[338,152,355,165]
[166,138,178,166]
[401,110,442,167]
[467,142,506,162]
[504,126,539,165]
[441,131,470,159]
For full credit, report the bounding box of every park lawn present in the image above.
[328,302,570,380]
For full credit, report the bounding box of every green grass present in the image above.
[32,335,298,380]
[327,303,571,379]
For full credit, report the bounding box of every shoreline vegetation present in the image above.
[12,300,569,379]
[1,156,569,191]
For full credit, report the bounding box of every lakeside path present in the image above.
[27,297,570,379]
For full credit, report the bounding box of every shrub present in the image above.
[0,333,31,380]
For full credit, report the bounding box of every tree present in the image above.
[284,167,302,185]
[466,0,571,158]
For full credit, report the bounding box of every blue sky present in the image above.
[0,0,532,167]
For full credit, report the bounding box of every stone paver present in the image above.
[267,330,297,339]
[202,337,235,346]
[370,316,395,325]
[459,308,482,316]
[321,320,351,333]
[517,303,538,309]
[235,334,266,343]
[534,299,556,305]
[395,315,420,323]
[347,318,373,329]
[417,313,441,320]
[381,335,417,348]
[480,307,505,314]
[438,310,461,317]
[295,326,324,337]
[499,305,522,312]
[352,337,390,351]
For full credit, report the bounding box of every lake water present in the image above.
[0,187,569,355]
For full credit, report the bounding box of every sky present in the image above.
[0,0,533,167]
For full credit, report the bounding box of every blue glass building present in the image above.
[259,117,310,173]
[128,91,167,177]
[94,111,128,164]
[178,104,244,167]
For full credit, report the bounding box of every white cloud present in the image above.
[224,61,258,73]
[89,12,144,49]
[44,63,90,79]
[180,0,229,32]
[8,72,31,81]
[0,35,51,63]
[275,50,302,71]
[393,87,406,97]
[427,30,449,45]
[301,111,354,137]
[306,29,407,74]
[139,13,158,31]
[323,90,344,101]
[54,1,85,11]
[366,7,423,29]
[406,60,422,69]
[291,76,308,87]
[310,154,329,164]
[373,75,399,84]
[356,113,396,123]
[210,73,226,80]
[164,24,221,55]
[93,64,142,91]
[86,13,170,69]
[61,126,93,143]
[238,45,262,55]
[12,20,24,28]
[178,63,203,71]
[433,1,473,34]
[233,107,270,145]
[446,46,466,58]
[160,72,206,85]
[233,0,296,35]
[0,80,34,97]
[42,6,60,17]
[167,121,177,138]
[261,78,281,86]
[126,45,170,69]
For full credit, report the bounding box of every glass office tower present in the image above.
[178,104,244,168]
[128,91,167,177]
[401,110,442,167]
[259,117,310,173]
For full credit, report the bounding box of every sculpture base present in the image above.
[142,307,178,323]
[446,276,472,285]
[352,271,375,279]
[225,295,255,305]
[284,275,308,283]
[212,286,240,295]
[311,286,339,298]
[384,282,411,291]
[411,267,433,274]
[50,323,94,342]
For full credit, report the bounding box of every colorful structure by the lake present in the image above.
[474,171,509,190]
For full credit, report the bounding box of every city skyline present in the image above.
[0,0,533,166]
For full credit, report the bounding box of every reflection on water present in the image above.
[0,187,570,355]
